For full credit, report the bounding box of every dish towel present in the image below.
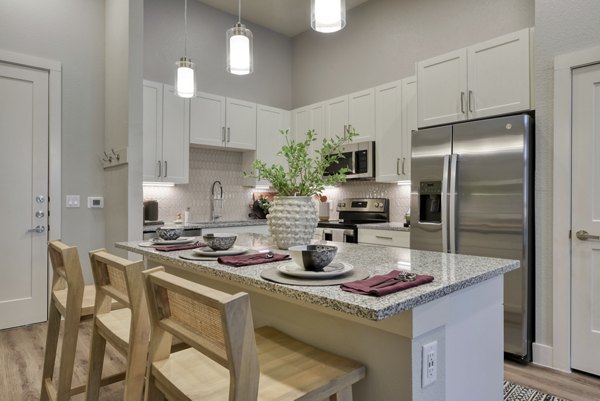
[154,242,206,252]
[218,253,290,267]
[341,270,434,296]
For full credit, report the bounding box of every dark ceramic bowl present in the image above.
[288,245,337,271]
[203,233,237,250]
[156,227,184,241]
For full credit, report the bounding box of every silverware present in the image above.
[371,271,417,289]
[244,251,274,260]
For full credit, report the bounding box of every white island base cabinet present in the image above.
[358,228,410,248]
[147,258,504,401]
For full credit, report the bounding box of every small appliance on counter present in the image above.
[143,200,162,225]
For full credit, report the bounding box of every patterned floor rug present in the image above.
[504,381,566,401]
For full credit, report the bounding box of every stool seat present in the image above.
[152,326,365,401]
[95,308,132,354]
[53,285,121,317]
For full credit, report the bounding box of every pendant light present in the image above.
[311,0,346,33]
[175,0,196,98]
[226,0,253,75]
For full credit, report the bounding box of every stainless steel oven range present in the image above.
[317,198,389,243]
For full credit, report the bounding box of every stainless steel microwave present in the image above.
[324,141,375,180]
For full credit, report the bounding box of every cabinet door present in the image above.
[226,98,257,150]
[190,92,226,147]
[310,102,326,140]
[143,81,162,182]
[417,48,468,128]
[256,105,290,181]
[325,95,348,139]
[375,80,403,182]
[401,76,417,180]
[293,106,311,141]
[467,28,530,119]
[348,88,375,142]
[162,85,189,184]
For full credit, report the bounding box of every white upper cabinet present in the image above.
[325,89,375,142]
[226,98,257,150]
[417,28,532,128]
[189,92,226,147]
[375,80,403,182]
[467,28,530,119]
[190,94,256,151]
[292,102,325,158]
[143,80,189,184]
[375,76,415,183]
[293,106,311,139]
[417,48,468,128]
[245,104,291,186]
[401,76,417,179]
[349,88,376,142]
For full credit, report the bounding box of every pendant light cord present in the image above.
[184,0,188,57]
[238,0,241,23]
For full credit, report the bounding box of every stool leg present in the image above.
[55,307,83,400]
[40,302,61,401]
[330,386,353,401]
[145,374,165,401]
[85,322,107,401]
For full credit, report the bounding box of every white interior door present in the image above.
[0,62,49,329]
[571,62,600,376]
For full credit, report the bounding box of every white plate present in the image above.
[150,237,197,245]
[193,246,249,256]
[277,262,353,279]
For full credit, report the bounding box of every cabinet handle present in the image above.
[468,90,474,113]
[375,235,393,240]
[157,161,162,177]
[402,157,406,175]
[221,126,226,142]
[396,158,401,175]
[164,161,167,177]
[227,127,231,142]
[460,92,465,114]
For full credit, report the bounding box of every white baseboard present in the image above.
[532,342,554,367]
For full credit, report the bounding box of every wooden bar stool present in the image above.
[142,267,366,401]
[41,240,123,401]
[85,249,149,401]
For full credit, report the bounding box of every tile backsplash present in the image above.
[144,147,411,224]
[143,148,255,223]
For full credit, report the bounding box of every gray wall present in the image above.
[292,0,534,108]
[533,0,600,354]
[144,0,292,109]
[0,0,106,281]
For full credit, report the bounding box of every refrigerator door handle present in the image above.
[442,155,450,253]
[449,154,458,253]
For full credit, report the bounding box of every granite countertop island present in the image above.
[117,233,517,401]
[143,219,267,233]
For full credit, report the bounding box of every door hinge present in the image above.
[569,230,571,239]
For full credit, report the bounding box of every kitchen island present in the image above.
[117,233,519,401]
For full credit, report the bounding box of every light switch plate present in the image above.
[66,195,80,208]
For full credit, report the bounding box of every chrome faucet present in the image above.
[211,180,224,222]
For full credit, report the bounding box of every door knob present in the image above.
[28,225,45,234]
[575,230,600,241]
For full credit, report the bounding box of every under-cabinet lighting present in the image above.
[397,180,411,186]
[143,182,175,187]
[254,185,271,190]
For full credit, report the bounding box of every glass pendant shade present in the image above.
[175,57,196,98]
[227,23,253,75]
[311,0,346,33]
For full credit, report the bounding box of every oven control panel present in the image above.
[337,198,388,212]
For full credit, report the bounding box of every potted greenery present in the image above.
[245,128,357,249]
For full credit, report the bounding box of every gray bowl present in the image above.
[288,245,337,271]
[156,227,183,240]
[203,233,237,250]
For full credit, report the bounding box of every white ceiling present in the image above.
[196,0,370,37]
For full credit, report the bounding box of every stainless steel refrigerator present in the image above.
[410,113,534,361]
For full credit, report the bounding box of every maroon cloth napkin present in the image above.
[218,253,290,267]
[154,242,206,252]
[341,270,434,296]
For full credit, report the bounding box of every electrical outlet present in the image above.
[422,341,437,388]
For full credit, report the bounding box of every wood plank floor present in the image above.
[2,321,600,401]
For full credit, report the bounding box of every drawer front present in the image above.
[358,229,410,248]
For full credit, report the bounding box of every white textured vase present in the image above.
[267,196,318,250]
